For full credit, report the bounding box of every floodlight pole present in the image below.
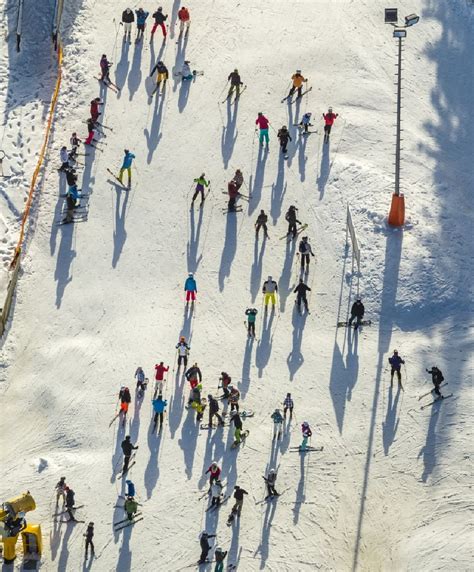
[394,35,403,197]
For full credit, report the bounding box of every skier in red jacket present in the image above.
[154,362,169,396]
[255,112,270,149]
[322,107,338,143]
[90,98,102,122]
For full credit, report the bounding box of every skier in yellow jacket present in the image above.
[288,70,307,99]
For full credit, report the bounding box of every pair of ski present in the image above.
[289,446,324,453]
[95,76,120,93]
[114,514,143,531]
[281,86,313,104]
[221,84,247,104]
[222,410,254,418]
[420,388,453,410]
[337,320,372,328]
[279,223,308,241]
[56,214,88,226]
[117,461,136,479]
[107,168,130,190]
[222,206,243,214]
[53,504,84,517]
[255,488,290,505]
[205,494,230,512]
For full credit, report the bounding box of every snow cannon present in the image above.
[0,492,42,565]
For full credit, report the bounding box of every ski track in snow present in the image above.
[0,1,473,571]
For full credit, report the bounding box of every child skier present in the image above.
[294,278,311,314]
[285,205,302,238]
[229,386,240,413]
[277,125,292,155]
[185,363,202,389]
[230,410,243,445]
[124,496,138,521]
[301,421,312,450]
[55,476,67,504]
[245,307,258,337]
[121,435,138,473]
[184,273,197,302]
[298,236,315,272]
[227,69,243,99]
[205,461,221,485]
[298,112,313,134]
[118,149,136,187]
[426,366,445,397]
[119,386,132,421]
[219,372,232,398]
[283,393,294,419]
[99,54,112,81]
[176,336,190,369]
[271,408,284,440]
[149,60,169,93]
[263,469,278,498]
[210,479,223,507]
[134,367,146,391]
[192,173,210,205]
[89,97,102,122]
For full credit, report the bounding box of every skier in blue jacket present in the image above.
[184,273,197,303]
[388,349,405,388]
[152,395,168,431]
[118,149,135,187]
[135,8,149,40]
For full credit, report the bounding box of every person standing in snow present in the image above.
[99,54,112,81]
[118,149,135,187]
[227,178,241,212]
[135,8,149,41]
[208,394,224,427]
[277,125,292,155]
[154,361,169,396]
[198,531,216,564]
[192,173,210,205]
[185,362,202,389]
[184,272,197,303]
[134,367,146,391]
[300,421,312,450]
[229,386,240,413]
[262,276,278,308]
[65,486,77,521]
[285,205,302,239]
[283,393,294,419]
[84,118,96,146]
[151,7,168,40]
[227,69,243,99]
[271,408,284,440]
[124,496,139,521]
[125,479,136,498]
[70,132,81,153]
[255,209,269,239]
[121,8,134,40]
[298,236,315,272]
[121,435,138,473]
[214,547,228,572]
[230,485,248,518]
[176,336,190,369]
[150,60,169,94]
[294,278,311,313]
[245,307,258,338]
[348,298,365,329]
[152,394,168,430]
[178,6,191,36]
[255,112,270,149]
[263,469,278,498]
[58,146,70,172]
[388,349,405,388]
[178,60,193,81]
[210,479,223,507]
[230,410,243,445]
[219,372,232,398]
[83,522,95,558]
[298,112,313,134]
[288,69,308,99]
[323,107,338,143]
[426,366,445,398]
[55,476,67,504]
[90,97,102,122]
[119,386,132,420]
[205,462,221,485]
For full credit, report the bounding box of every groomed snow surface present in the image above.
[1,1,473,570]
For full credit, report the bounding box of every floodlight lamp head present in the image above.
[405,13,420,27]
[393,28,407,38]
[384,8,398,24]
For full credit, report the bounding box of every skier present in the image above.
[277,125,292,155]
[230,410,243,445]
[271,408,284,440]
[184,272,197,303]
[233,168,244,191]
[263,469,278,498]
[262,276,278,308]
[288,69,308,99]
[323,107,338,143]
[229,386,240,413]
[219,372,232,398]
[188,383,202,406]
[426,366,445,398]
[214,547,228,572]
[300,421,312,450]
[283,393,294,419]
[294,278,311,313]
[192,173,210,205]
[185,362,202,389]
[255,112,270,149]
[227,179,240,212]
[255,209,269,239]
[298,236,315,272]
[348,298,365,330]
[205,461,221,485]
[84,118,97,146]
[192,391,206,422]
[55,476,67,504]
[177,6,191,36]
[152,394,168,430]
[134,366,146,392]
[285,205,302,238]
[210,479,223,507]
[99,54,112,81]
[227,69,243,99]
[151,7,168,39]
[388,349,405,388]
[176,336,190,369]
[65,486,77,522]
[118,149,135,188]
[119,386,132,418]
[149,60,169,93]
[84,522,95,558]
[298,112,313,134]
[135,8,149,40]
[229,485,248,518]
[70,132,81,154]
[124,496,138,521]
[90,97,102,122]
[121,8,134,41]
[245,307,258,338]
[154,361,169,395]
[59,146,70,171]
[178,60,193,81]
[198,531,216,565]
[63,195,76,223]
[208,394,224,427]
[121,435,138,473]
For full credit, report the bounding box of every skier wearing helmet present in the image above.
[277,125,292,155]
[301,421,312,450]
[184,273,197,303]
[192,173,210,205]
[205,461,221,485]
[388,350,405,388]
[348,298,365,329]
[227,68,243,99]
[175,336,190,369]
[263,468,279,498]
[288,69,308,99]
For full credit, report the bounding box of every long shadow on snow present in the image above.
[287,304,307,381]
[179,409,199,479]
[54,224,76,308]
[292,450,307,526]
[278,238,296,313]
[198,428,225,492]
[187,206,204,273]
[250,237,266,303]
[126,40,143,101]
[382,385,401,456]
[297,132,309,182]
[255,498,277,570]
[218,211,237,292]
[115,527,132,571]
[177,78,192,112]
[129,394,143,443]
[144,421,163,498]
[170,0,182,41]
[270,151,287,225]
[56,519,74,572]
[317,140,330,200]
[417,399,442,483]
[168,370,185,439]
[112,186,130,268]
[248,146,268,217]
[111,419,127,483]
[144,86,166,164]
[114,39,131,97]
[239,337,253,399]
[221,99,238,169]
[255,308,275,378]
[50,172,67,256]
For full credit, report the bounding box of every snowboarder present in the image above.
[205,462,221,485]
[323,107,338,143]
[298,236,315,272]
[262,276,278,308]
[219,372,232,398]
[65,486,77,521]
[119,386,132,418]
[150,60,169,93]
[285,205,302,238]
[154,361,169,395]
[210,479,223,507]
[134,367,146,392]
[388,349,405,388]
[245,307,258,337]
[230,410,243,445]
[124,496,138,521]
[229,386,240,413]
[271,408,284,440]
[135,8,149,40]
[277,125,292,155]
[176,336,190,369]
[288,70,308,99]
[192,173,210,205]
[300,421,312,450]
[185,363,202,389]
[208,394,224,427]
[348,298,365,330]
[59,146,70,172]
[255,112,270,148]
[184,272,197,303]
[294,278,311,313]
[255,209,269,239]
[121,8,134,40]
[121,435,138,473]
[90,97,102,122]
[298,112,313,134]
[118,149,135,187]
[55,476,67,504]
[426,366,445,397]
[99,54,112,81]
[263,469,278,498]
[214,547,228,572]
[227,69,243,99]
[230,485,248,517]
[283,393,294,419]
[178,6,191,36]
[151,7,168,39]
[198,531,216,564]
[84,522,95,558]
[152,394,168,430]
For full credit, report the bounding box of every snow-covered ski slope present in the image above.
[1,0,473,570]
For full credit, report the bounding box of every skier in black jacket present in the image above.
[298,236,315,272]
[285,205,301,238]
[294,279,311,313]
[255,209,269,239]
[207,395,224,427]
[121,8,134,40]
[227,69,243,98]
[121,436,138,473]
[348,298,365,329]
[151,7,168,39]
[426,366,445,397]
[277,125,292,154]
[84,522,95,558]
[198,531,216,564]
[230,485,248,517]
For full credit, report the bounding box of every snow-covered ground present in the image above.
[0,0,473,570]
